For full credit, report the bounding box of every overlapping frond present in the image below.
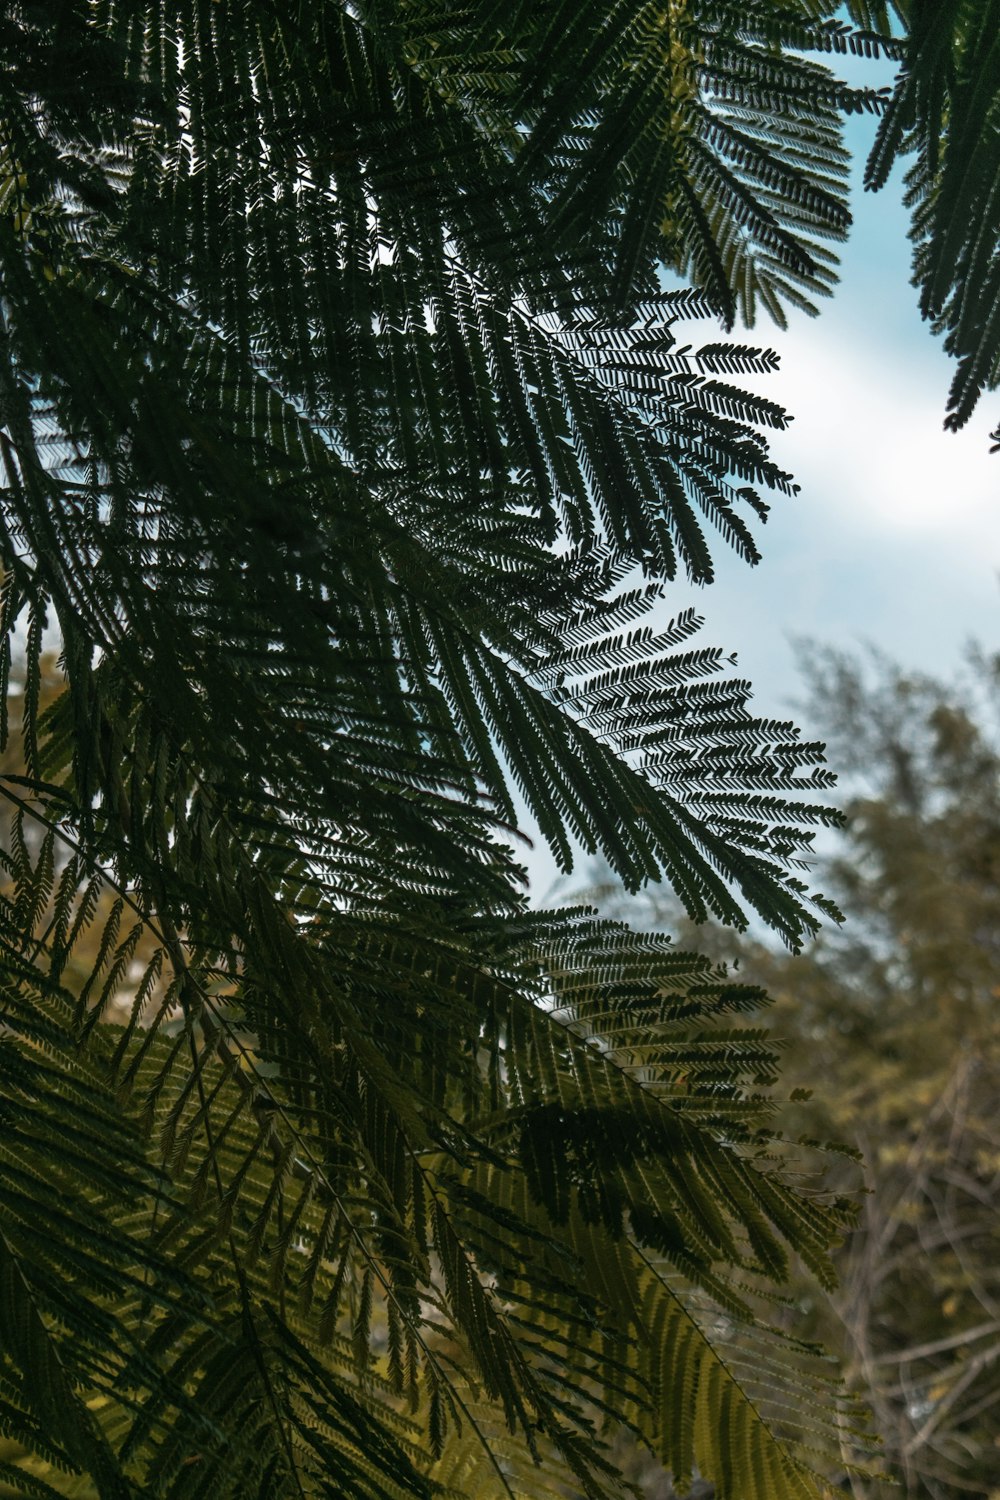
[0,794,868,1496]
[865,0,1000,433]
[0,227,841,931]
[423,0,895,325]
[0,3,884,1496]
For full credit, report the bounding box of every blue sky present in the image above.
[668,108,999,723]
[527,78,1000,901]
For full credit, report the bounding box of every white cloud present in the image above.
[760,322,999,541]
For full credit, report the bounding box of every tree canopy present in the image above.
[764,647,1000,1500]
[0,4,997,1498]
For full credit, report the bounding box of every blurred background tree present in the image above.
[564,644,1000,1500]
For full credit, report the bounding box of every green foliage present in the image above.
[0,788,871,1496]
[864,0,1000,434]
[0,2,979,1496]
